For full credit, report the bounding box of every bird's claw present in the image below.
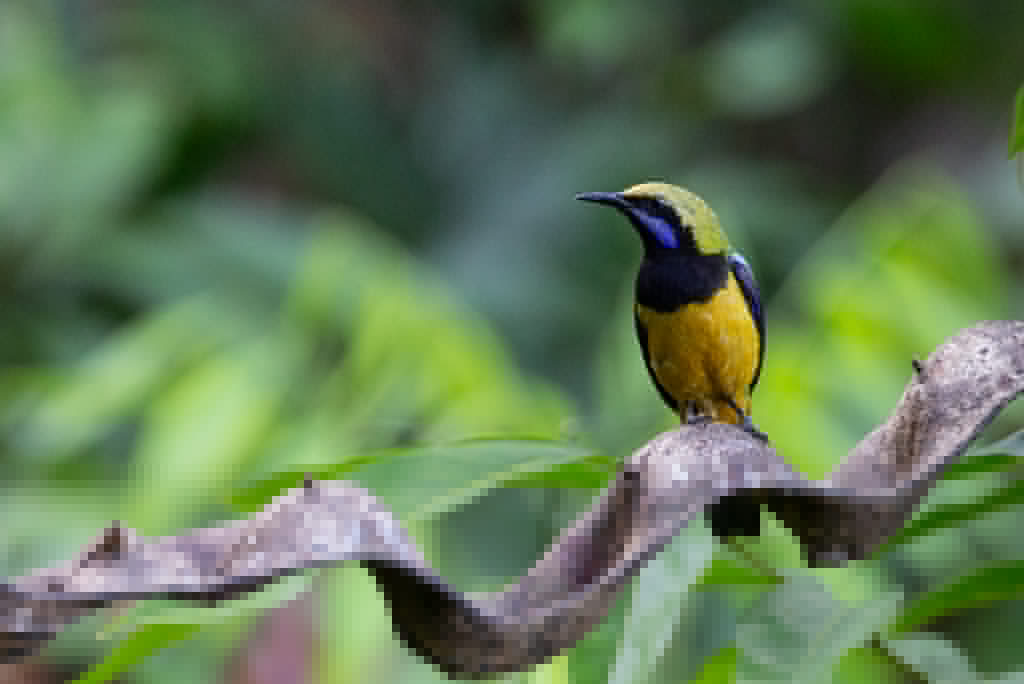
[739,415,770,443]
[682,401,712,426]
[720,397,770,443]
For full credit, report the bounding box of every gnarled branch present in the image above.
[2,321,1022,676]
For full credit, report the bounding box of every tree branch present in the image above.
[2,321,1022,676]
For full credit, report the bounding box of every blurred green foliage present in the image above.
[1012,84,1024,188]
[1,1,1023,682]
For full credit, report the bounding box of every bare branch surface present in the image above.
[2,321,1022,676]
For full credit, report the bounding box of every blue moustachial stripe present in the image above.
[630,211,680,249]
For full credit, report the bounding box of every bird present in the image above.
[577,181,766,440]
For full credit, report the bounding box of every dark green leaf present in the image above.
[943,451,1021,480]
[879,478,1024,550]
[230,458,372,512]
[886,561,1024,636]
[502,454,615,488]
[1010,84,1024,158]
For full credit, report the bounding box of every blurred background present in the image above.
[1,1,1022,682]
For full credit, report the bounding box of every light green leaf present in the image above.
[830,645,908,684]
[735,574,901,684]
[609,527,716,684]
[82,571,309,684]
[71,622,200,684]
[883,635,982,684]
[566,570,631,684]
[692,646,739,684]
[695,555,783,590]
[134,337,287,533]
[527,653,571,684]
[14,297,240,464]
[233,439,594,521]
[351,439,595,521]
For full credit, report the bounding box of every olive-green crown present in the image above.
[621,182,730,254]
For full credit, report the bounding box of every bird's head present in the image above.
[576,182,728,257]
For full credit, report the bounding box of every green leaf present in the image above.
[695,555,783,589]
[502,454,615,489]
[973,429,1024,457]
[78,572,309,684]
[879,478,1024,550]
[873,431,1024,553]
[946,429,1024,479]
[233,439,594,521]
[830,645,909,684]
[759,169,1009,477]
[609,527,716,684]
[566,573,631,684]
[886,560,1024,636]
[230,458,372,512]
[71,621,200,684]
[942,451,1022,481]
[1010,84,1024,158]
[883,635,982,684]
[735,574,902,684]
[356,439,595,521]
[691,646,738,684]
[528,653,571,684]
[727,510,806,570]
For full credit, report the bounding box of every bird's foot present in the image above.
[682,400,712,426]
[722,397,770,443]
[739,414,770,443]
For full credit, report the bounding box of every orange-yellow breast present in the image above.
[635,272,760,424]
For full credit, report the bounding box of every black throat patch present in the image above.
[635,251,729,313]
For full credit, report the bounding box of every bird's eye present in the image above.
[633,198,677,223]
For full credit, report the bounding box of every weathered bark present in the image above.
[3,321,1022,677]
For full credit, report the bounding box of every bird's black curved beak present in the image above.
[575,191,629,209]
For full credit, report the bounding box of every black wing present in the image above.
[634,312,678,412]
[728,252,765,391]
